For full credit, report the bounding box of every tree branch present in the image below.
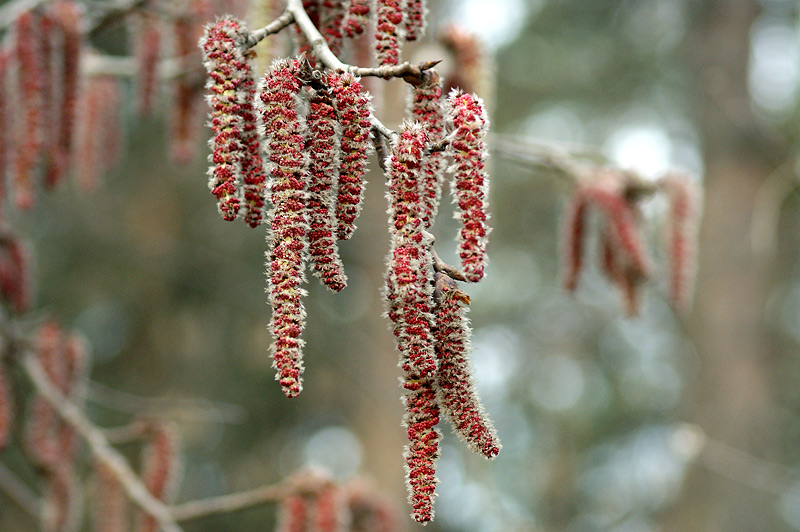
[20,354,184,532]
[170,482,285,522]
[243,10,295,49]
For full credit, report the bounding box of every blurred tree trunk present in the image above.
[665,1,786,530]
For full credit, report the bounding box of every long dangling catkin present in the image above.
[0,50,11,208]
[385,122,441,523]
[328,71,372,240]
[658,172,700,310]
[277,494,310,532]
[169,9,203,164]
[433,273,500,458]
[13,10,45,209]
[306,85,347,291]
[74,76,121,192]
[46,0,82,188]
[374,0,403,66]
[133,1,163,116]
[446,90,491,283]
[135,423,181,532]
[200,17,250,221]
[408,71,446,229]
[259,58,309,398]
[561,189,588,292]
[311,485,349,532]
[42,464,82,532]
[404,0,426,42]
[319,0,347,57]
[0,235,32,314]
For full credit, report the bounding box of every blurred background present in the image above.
[3,0,800,531]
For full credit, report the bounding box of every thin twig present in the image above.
[21,355,183,532]
[243,10,295,48]
[431,248,468,282]
[170,482,285,522]
[0,461,40,518]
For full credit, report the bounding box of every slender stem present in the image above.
[0,461,40,518]
[21,355,184,532]
[243,10,295,48]
[170,482,285,522]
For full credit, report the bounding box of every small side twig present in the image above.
[431,248,468,282]
[243,10,294,48]
[170,482,285,522]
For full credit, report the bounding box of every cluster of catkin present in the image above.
[201,12,500,522]
[275,471,399,532]
[561,170,700,315]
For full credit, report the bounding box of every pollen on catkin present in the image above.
[200,16,250,221]
[305,85,347,292]
[258,58,309,398]
[445,90,491,283]
[328,71,372,241]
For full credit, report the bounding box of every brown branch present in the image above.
[0,461,40,518]
[243,10,295,49]
[431,248,468,282]
[20,354,184,532]
[170,482,285,522]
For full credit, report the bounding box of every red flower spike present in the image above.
[320,1,348,57]
[277,494,310,532]
[446,90,491,283]
[402,379,441,523]
[200,17,250,221]
[135,423,182,532]
[170,13,203,164]
[342,0,370,38]
[75,76,121,192]
[433,273,501,459]
[0,364,12,451]
[385,122,442,522]
[581,173,652,278]
[658,172,700,310]
[439,24,489,97]
[306,86,347,291]
[13,10,45,210]
[599,221,645,317]
[561,190,588,292]
[408,71,446,229]
[42,464,81,532]
[258,58,309,398]
[25,397,61,468]
[92,461,129,532]
[0,50,11,209]
[404,0,426,42]
[374,0,404,67]
[0,235,32,314]
[312,485,349,532]
[327,72,372,240]
[133,3,163,116]
[46,0,82,188]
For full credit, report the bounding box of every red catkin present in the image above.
[344,479,399,532]
[404,0,426,42]
[328,71,371,240]
[446,90,491,282]
[320,0,348,57]
[408,71,446,229]
[311,485,348,532]
[170,12,203,164]
[277,494,310,532]
[374,0,403,66]
[659,172,700,310]
[342,0,370,38]
[561,190,588,292]
[259,58,309,398]
[46,0,82,188]
[92,461,128,532]
[200,17,249,221]
[42,464,81,532]
[385,122,441,523]
[0,235,32,314]
[13,10,45,210]
[306,86,347,291]
[135,423,181,532]
[0,50,11,209]
[75,76,121,192]
[433,274,500,458]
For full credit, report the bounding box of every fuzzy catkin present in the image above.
[328,71,372,241]
[446,90,491,283]
[433,274,500,458]
[259,58,309,398]
[306,86,347,291]
[374,0,403,66]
